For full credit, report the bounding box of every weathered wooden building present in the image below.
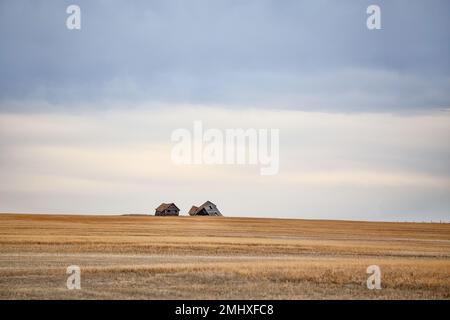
[155,203,180,216]
[188,201,222,216]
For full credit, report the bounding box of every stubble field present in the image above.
[0,214,449,299]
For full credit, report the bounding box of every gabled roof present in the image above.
[155,203,179,212]
[198,200,216,211]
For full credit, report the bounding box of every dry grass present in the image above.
[0,214,449,299]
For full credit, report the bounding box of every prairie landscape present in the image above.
[0,213,449,299]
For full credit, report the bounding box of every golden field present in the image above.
[0,213,449,299]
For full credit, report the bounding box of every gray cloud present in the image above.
[1,0,450,111]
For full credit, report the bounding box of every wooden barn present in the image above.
[188,201,222,216]
[155,203,180,216]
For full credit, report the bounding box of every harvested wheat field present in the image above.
[0,213,449,299]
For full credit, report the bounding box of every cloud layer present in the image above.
[1,0,449,111]
[1,106,449,221]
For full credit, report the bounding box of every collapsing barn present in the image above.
[188,201,222,216]
[155,203,180,216]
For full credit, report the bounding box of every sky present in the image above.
[0,1,449,221]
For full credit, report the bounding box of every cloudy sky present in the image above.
[0,0,449,221]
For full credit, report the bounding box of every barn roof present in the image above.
[198,200,216,210]
[155,203,179,211]
[188,206,199,215]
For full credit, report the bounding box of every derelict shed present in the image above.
[188,201,222,216]
[155,203,180,216]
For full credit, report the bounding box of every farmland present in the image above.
[0,214,449,299]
